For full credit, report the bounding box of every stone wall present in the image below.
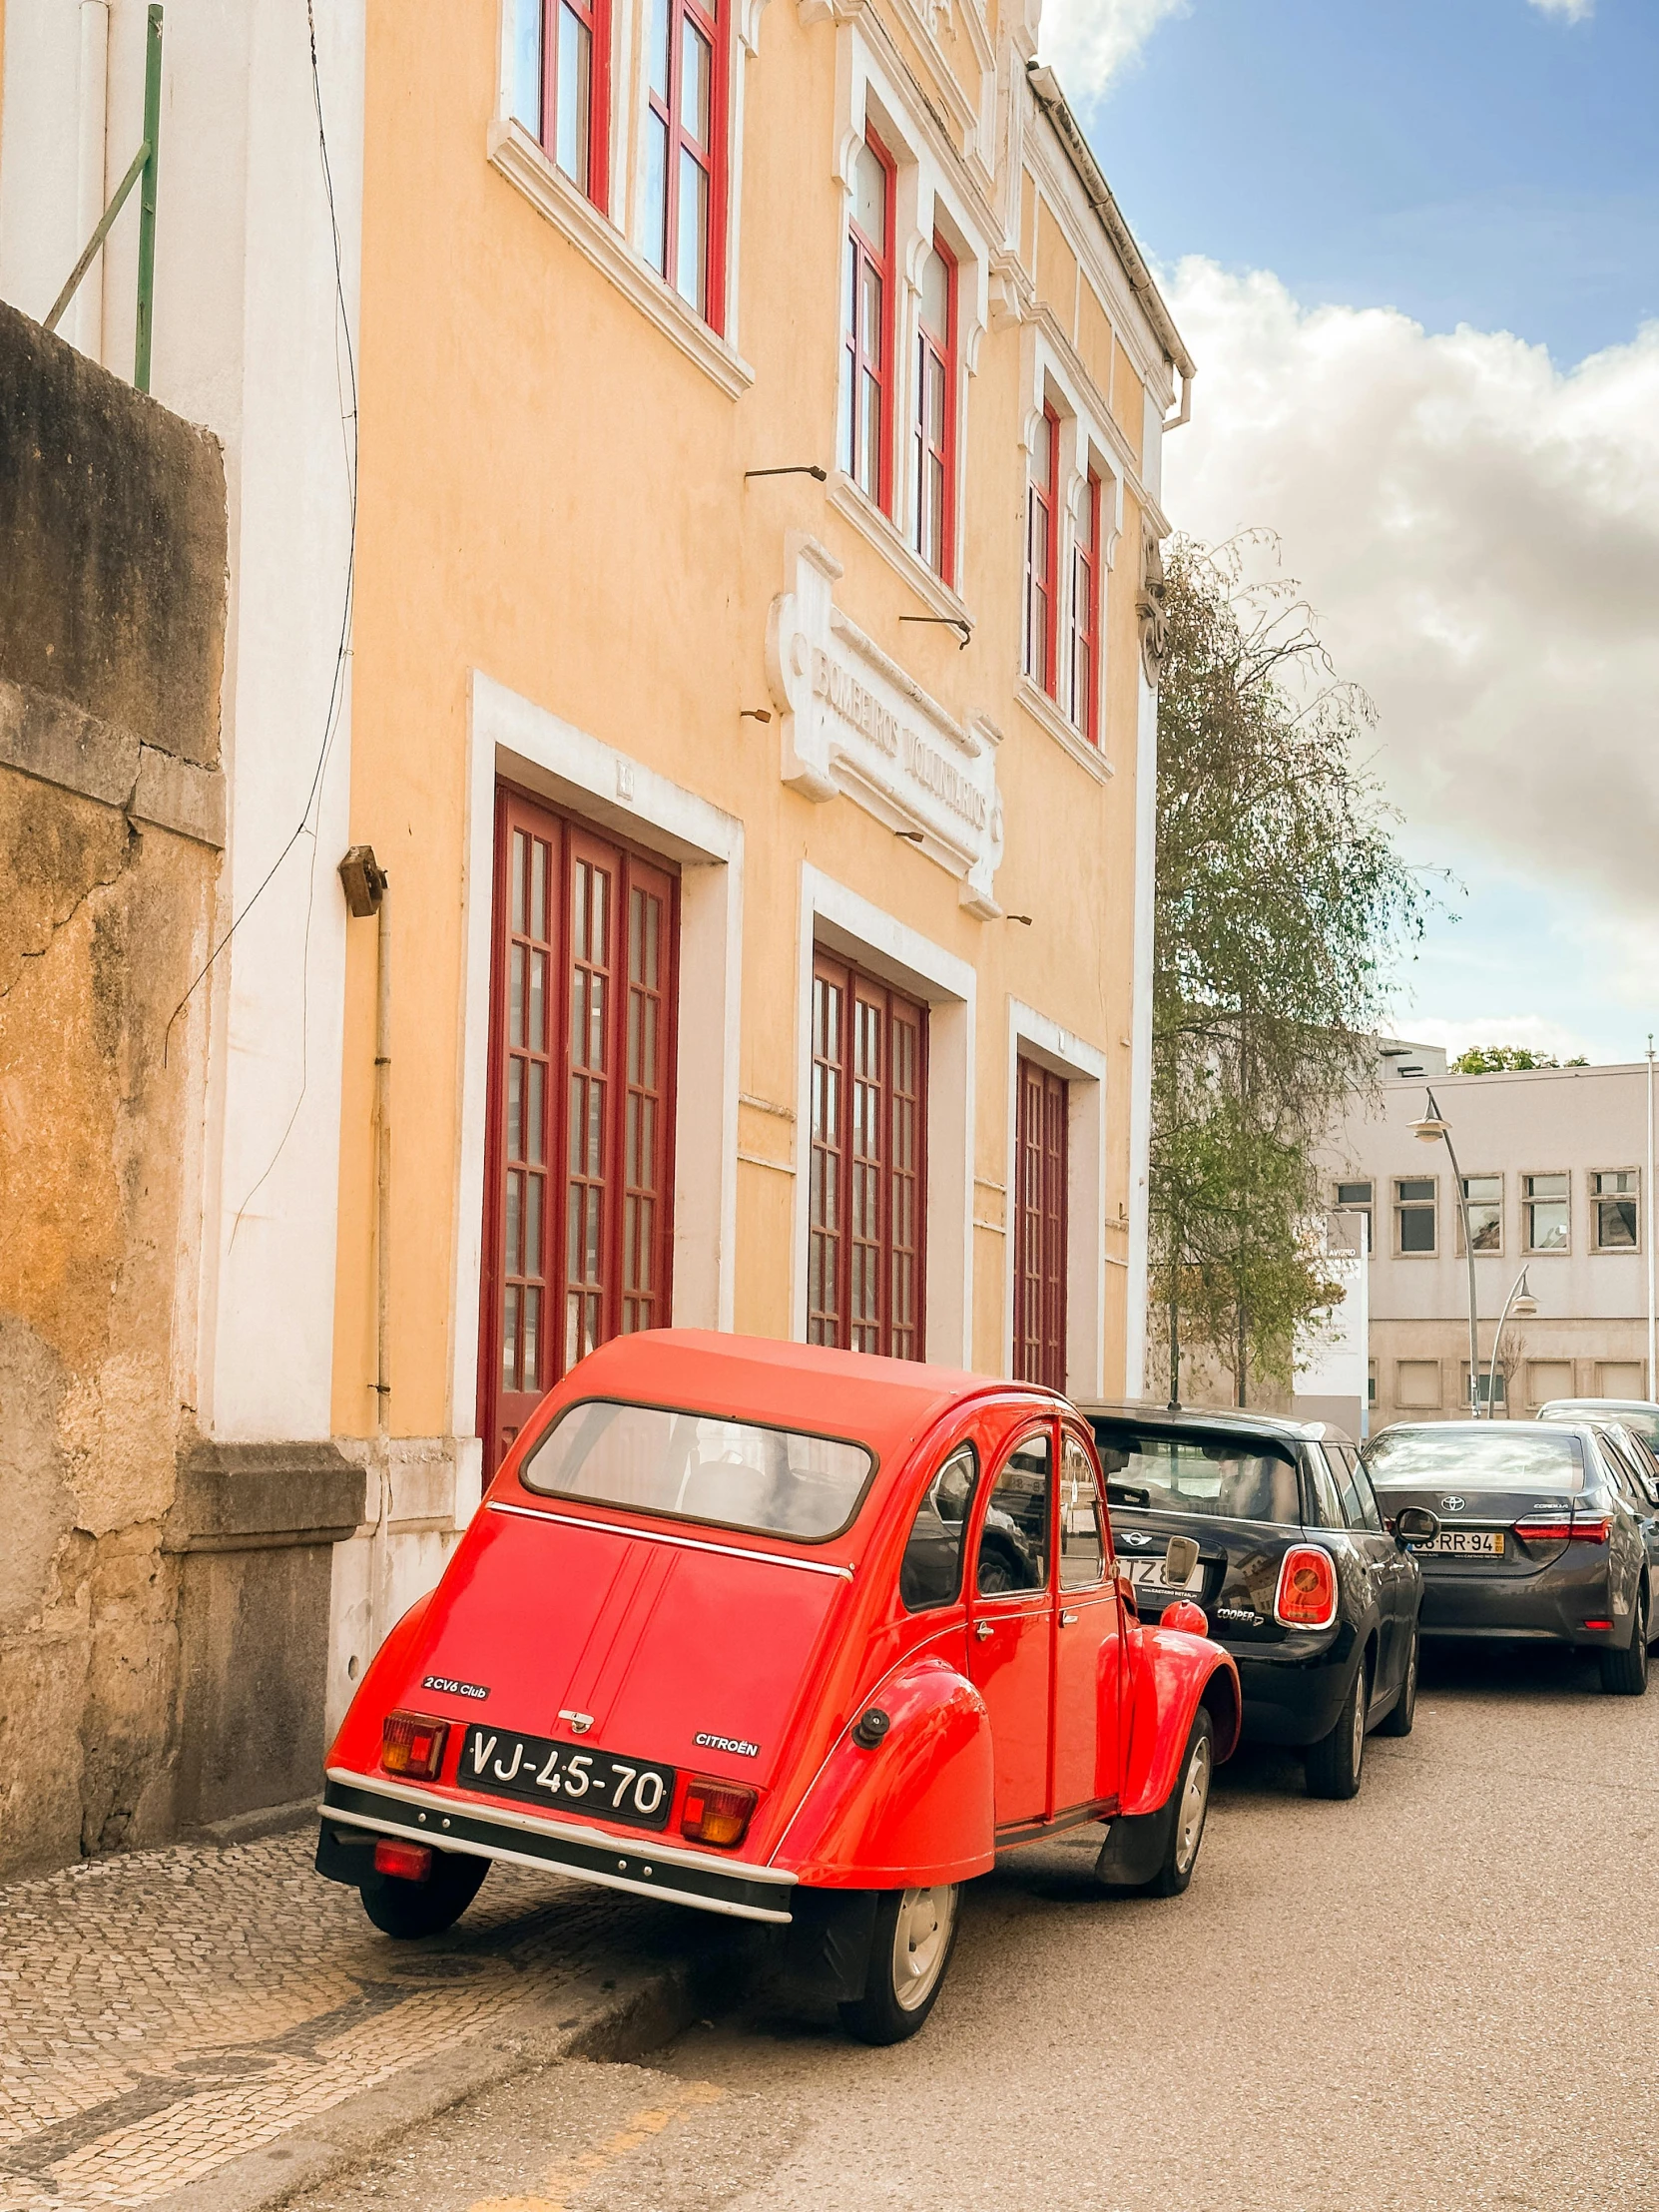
[0,299,339,1875]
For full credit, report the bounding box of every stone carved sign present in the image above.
[765,534,1004,917]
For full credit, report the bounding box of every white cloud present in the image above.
[1161,263,1659,945]
[1528,0,1592,20]
[1037,0,1189,97]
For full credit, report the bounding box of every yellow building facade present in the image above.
[334,0,1189,1473]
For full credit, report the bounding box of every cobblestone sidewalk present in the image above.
[0,1825,718,2212]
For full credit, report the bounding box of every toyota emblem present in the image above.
[1440,1495,1467,1512]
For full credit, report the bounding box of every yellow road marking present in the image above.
[468,2080,725,2212]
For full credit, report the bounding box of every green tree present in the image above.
[1150,535,1427,1404]
[1449,1044,1588,1073]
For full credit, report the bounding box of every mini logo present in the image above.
[422,1675,490,1701]
[558,1708,595,1736]
[1121,1531,1153,1548]
[1440,1495,1467,1512]
[694,1732,760,1759]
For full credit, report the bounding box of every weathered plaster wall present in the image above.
[0,298,226,1875]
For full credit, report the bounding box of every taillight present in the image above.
[1275,1546,1338,1630]
[679,1776,758,1849]
[1512,1513,1610,1544]
[373,1838,432,1882]
[380,1711,449,1780]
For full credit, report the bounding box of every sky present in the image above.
[1037,0,1659,1065]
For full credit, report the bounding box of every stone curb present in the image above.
[140,1924,768,2212]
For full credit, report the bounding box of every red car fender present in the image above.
[325,1589,437,1772]
[1119,1624,1241,1819]
[773,1653,996,1889]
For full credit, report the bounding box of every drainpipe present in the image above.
[339,846,391,1433]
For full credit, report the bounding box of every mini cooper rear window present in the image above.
[521,1399,875,1540]
[1366,1426,1584,1490]
[1091,1423,1302,1525]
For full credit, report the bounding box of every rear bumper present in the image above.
[1417,1559,1616,1644]
[1233,1642,1356,1748]
[316,1771,797,1924]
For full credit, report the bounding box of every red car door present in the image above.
[1050,1426,1124,1817]
[966,1419,1056,1829]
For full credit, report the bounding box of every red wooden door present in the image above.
[1013,1057,1067,1390]
[479,789,677,1473]
[808,952,926,1359]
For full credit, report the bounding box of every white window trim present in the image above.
[1392,1173,1439,1259]
[1018,327,1125,767]
[831,26,991,606]
[1590,1168,1643,1255]
[1004,1001,1109,1397]
[489,0,763,396]
[793,864,975,1366]
[1523,1169,1573,1256]
[454,671,745,1437]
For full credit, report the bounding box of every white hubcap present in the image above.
[891,1886,956,2011]
[1174,1737,1212,1874]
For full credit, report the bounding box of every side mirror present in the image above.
[1394,1506,1439,1546]
[1160,1598,1209,1637]
[1164,1533,1200,1585]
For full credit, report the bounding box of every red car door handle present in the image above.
[1058,1609,1079,1625]
[973,1619,994,1641]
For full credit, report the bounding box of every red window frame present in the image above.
[1070,467,1101,744]
[518,0,612,209]
[1024,402,1060,698]
[644,0,730,328]
[841,129,897,515]
[478,787,679,1473]
[809,952,926,1360]
[1013,1057,1068,1391]
[914,232,957,585]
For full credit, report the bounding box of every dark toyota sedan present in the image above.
[1080,1405,1436,1800]
[1363,1420,1651,1696]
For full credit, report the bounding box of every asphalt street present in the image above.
[286,1641,1659,2212]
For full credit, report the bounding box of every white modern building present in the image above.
[1327,1041,1655,1428]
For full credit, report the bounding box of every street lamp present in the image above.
[1485,1267,1537,1423]
[1408,1086,1484,1418]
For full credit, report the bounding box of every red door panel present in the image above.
[1051,1429,1124,1815]
[966,1422,1055,1829]
[479,790,678,1475]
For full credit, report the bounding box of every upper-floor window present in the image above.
[1459,1174,1502,1255]
[1592,1169,1640,1252]
[1335,1179,1373,1252]
[1069,469,1101,741]
[1394,1176,1436,1255]
[840,133,896,510]
[513,0,612,207]
[1525,1172,1569,1253]
[644,0,727,325]
[914,236,957,582]
[1024,403,1059,696]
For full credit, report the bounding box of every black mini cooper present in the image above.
[1079,1403,1437,1799]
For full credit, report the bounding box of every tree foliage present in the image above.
[1150,534,1427,1404]
[1449,1044,1587,1073]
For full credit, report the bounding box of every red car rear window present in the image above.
[520,1398,876,1541]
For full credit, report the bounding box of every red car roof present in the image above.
[526,1329,1024,1469]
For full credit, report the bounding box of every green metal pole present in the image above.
[134,6,163,392]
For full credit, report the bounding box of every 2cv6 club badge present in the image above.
[315,1332,1240,2043]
